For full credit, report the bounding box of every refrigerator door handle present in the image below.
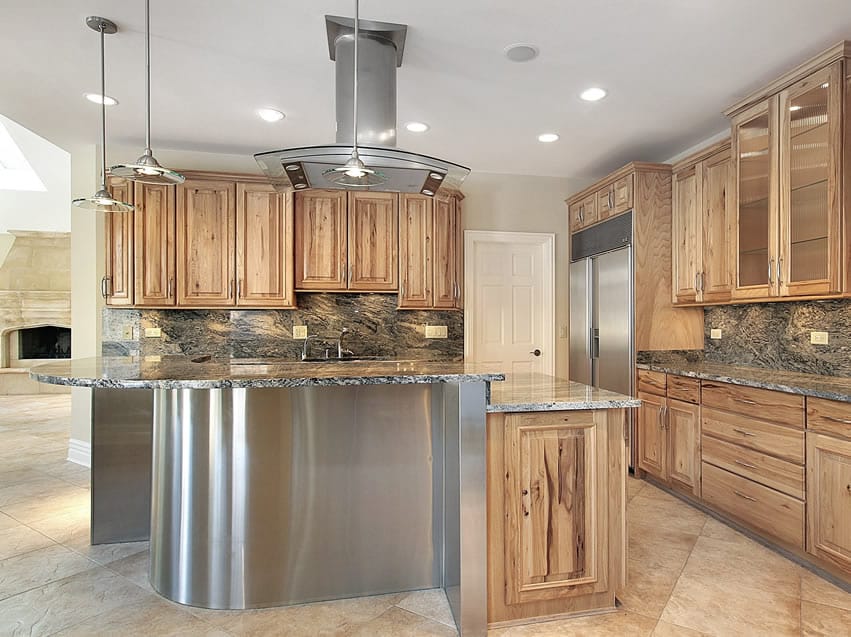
[590,327,600,359]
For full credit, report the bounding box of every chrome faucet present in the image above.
[336,328,353,359]
[301,335,320,361]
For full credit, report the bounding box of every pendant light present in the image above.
[110,0,184,185]
[72,17,134,212]
[323,0,387,187]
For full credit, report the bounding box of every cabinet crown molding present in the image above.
[565,162,671,206]
[724,40,851,119]
[671,138,731,173]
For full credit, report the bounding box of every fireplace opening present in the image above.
[18,326,71,360]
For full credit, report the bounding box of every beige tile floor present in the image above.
[0,394,849,636]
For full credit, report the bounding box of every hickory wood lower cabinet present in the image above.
[487,408,626,626]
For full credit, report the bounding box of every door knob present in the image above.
[530,349,541,357]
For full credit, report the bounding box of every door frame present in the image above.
[463,230,556,376]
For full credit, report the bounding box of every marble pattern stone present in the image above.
[102,292,464,362]
[703,299,851,376]
[487,373,639,412]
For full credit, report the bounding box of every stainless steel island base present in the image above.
[148,382,486,635]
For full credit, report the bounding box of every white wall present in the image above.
[0,114,70,233]
[461,172,588,379]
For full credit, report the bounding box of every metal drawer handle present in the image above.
[824,415,851,425]
[733,428,756,437]
[734,397,757,405]
[734,459,758,470]
[734,490,757,503]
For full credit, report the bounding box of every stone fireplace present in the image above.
[0,230,71,394]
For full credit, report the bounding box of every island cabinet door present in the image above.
[176,179,236,306]
[398,194,433,308]
[294,190,348,290]
[503,410,609,604]
[134,182,176,306]
[637,391,667,481]
[347,191,398,291]
[235,184,295,308]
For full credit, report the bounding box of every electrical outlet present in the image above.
[710,328,722,340]
[810,331,829,345]
[122,326,134,340]
[293,325,308,340]
[425,325,448,339]
[144,327,162,338]
[559,325,569,339]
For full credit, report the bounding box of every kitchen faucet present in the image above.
[300,335,320,361]
[336,328,353,358]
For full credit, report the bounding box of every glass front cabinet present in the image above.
[732,60,846,300]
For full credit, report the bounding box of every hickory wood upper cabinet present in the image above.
[176,178,236,307]
[672,141,734,305]
[103,177,134,306]
[398,194,463,309]
[727,44,851,301]
[133,181,176,307]
[236,183,295,308]
[294,190,398,292]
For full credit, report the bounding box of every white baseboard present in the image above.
[67,438,91,468]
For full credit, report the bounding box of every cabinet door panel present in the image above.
[398,195,432,308]
[581,194,598,227]
[779,63,843,296]
[133,183,175,306]
[504,411,608,604]
[637,392,667,480]
[432,196,458,308]
[613,175,633,214]
[597,185,613,220]
[701,150,734,302]
[294,190,348,290]
[807,432,851,574]
[104,177,134,306]
[667,399,700,496]
[454,198,463,309]
[177,179,235,306]
[348,192,398,291]
[672,167,701,303]
[236,184,294,308]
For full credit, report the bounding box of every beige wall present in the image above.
[461,172,589,378]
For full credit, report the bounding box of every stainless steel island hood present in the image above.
[254,15,470,197]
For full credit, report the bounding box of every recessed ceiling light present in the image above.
[84,92,118,106]
[537,133,559,143]
[579,87,607,102]
[504,43,539,63]
[258,108,285,122]
[405,121,429,133]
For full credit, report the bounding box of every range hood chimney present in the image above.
[254,15,469,197]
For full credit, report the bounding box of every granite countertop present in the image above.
[30,356,505,389]
[487,373,640,412]
[636,360,851,403]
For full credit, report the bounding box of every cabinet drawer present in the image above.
[701,382,804,428]
[807,397,851,440]
[702,462,804,549]
[637,370,666,396]
[667,375,700,404]
[702,434,805,499]
[702,406,804,464]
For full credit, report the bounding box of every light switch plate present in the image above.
[122,326,134,340]
[293,325,308,340]
[810,331,829,345]
[145,355,162,363]
[710,328,722,340]
[425,325,448,339]
[144,327,162,338]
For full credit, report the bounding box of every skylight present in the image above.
[0,120,45,191]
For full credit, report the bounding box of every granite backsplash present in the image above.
[703,299,851,376]
[102,293,464,361]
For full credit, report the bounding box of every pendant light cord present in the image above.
[99,23,108,189]
[144,0,151,154]
[352,0,358,155]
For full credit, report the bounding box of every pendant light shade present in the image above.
[323,0,387,188]
[110,0,184,185]
[72,16,134,212]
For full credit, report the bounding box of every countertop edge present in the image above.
[636,362,851,404]
[487,399,640,413]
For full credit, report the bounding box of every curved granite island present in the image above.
[32,357,638,635]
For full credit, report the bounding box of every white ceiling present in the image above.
[2,1,851,180]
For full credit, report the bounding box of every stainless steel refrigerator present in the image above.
[569,212,636,468]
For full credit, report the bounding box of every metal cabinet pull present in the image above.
[768,258,774,284]
[695,272,700,291]
[228,280,233,297]
[699,272,705,292]
[777,256,783,286]
[734,397,757,405]
[733,427,756,437]
[825,415,851,425]
[100,276,109,299]
[733,490,757,502]
[348,264,354,284]
[608,189,614,210]
[734,459,758,470]
[237,279,242,298]
[658,406,664,430]
[167,277,174,298]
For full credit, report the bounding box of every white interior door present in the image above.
[465,231,555,376]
